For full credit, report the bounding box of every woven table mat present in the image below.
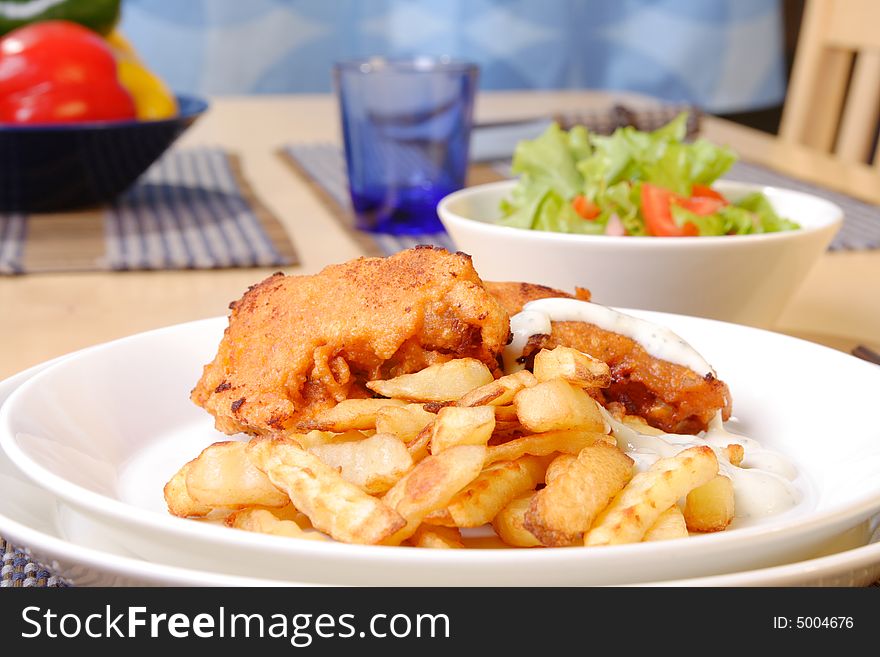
[0,148,298,274]
[1,538,69,588]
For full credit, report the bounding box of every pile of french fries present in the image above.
[165,346,739,548]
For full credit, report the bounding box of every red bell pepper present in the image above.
[0,20,135,123]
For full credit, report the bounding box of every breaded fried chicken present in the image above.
[485,281,731,434]
[193,247,510,436]
[487,281,593,310]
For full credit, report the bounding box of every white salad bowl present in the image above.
[438,180,842,327]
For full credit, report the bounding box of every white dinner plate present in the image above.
[0,360,878,587]
[3,314,880,585]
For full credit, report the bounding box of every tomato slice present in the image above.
[572,194,600,220]
[641,183,698,236]
[676,195,725,216]
[691,184,727,203]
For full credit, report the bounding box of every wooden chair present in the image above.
[779,0,880,166]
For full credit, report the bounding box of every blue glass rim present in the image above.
[0,94,209,132]
[333,56,478,76]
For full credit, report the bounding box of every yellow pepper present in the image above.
[106,29,178,120]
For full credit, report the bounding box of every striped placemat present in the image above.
[1,538,69,588]
[280,144,879,253]
[0,148,298,275]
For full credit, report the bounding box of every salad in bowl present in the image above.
[499,113,799,238]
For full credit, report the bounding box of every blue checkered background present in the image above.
[120,0,785,114]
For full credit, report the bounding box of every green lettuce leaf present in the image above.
[733,192,800,233]
[638,140,736,196]
[671,195,799,236]
[567,124,592,162]
[510,122,582,199]
[532,190,603,234]
[498,177,550,229]
[598,181,646,236]
[671,204,728,236]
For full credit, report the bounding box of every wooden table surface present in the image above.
[2,91,878,379]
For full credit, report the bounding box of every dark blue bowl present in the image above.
[0,94,208,212]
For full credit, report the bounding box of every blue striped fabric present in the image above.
[1,539,69,588]
[120,0,786,115]
[0,148,297,275]
[105,148,291,270]
[284,143,880,254]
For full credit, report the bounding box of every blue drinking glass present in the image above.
[334,57,479,235]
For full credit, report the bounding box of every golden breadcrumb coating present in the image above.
[193,247,510,436]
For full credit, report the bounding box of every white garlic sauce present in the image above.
[503,298,800,520]
[503,298,714,377]
[602,409,799,519]
[502,310,552,373]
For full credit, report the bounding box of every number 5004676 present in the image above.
[797,617,854,629]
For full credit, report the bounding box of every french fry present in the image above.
[533,346,611,389]
[620,414,666,436]
[298,398,407,432]
[430,405,495,453]
[365,358,493,402]
[290,430,369,449]
[406,423,433,463]
[422,401,454,414]
[184,441,289,509]
[585,445,718,546]
[524,443,633,546]
[408,525,464,549]
[642,505,689,541]
[456,370,537,407]
[492,494,542,548]
[382,444,486,544]
[309,432,413,494]
[261,503,313,527]
[493,405,519,423]
[426,455,548,528]
[683,474,735,532]
[164,460,213,518]
[595,433,618,447]
[491,421,527,441]
[247,437,405,545]
[376,403,436,442]
[514,379,606,433]
[485,430,606,465]
[225,507,326,541]
[544,454,577,484]
[724,444,745,466]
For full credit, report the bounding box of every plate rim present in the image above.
[0,359,309,587]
